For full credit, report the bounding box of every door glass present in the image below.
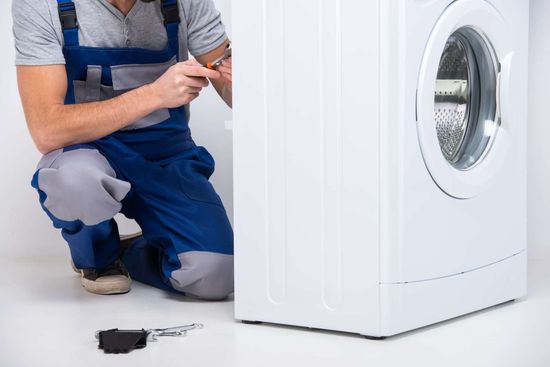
[434,27,499,170]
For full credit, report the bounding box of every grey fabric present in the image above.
[37,149,131,226]
[111,56,177,91]
[121,109,171,131]
[184,104,191,123]
[170,251,234,300]
[72,61,172,129]
[36,148,64,170]
[111,57,176,130]
[12,0,227,66]
[85,65,102,102]
[73,80,117,104]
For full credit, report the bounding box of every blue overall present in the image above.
[31,0,234,300]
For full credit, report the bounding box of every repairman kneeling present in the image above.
[13,0,234,299]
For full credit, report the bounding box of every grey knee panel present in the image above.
[37,149,131,226]
[170,252,234,300]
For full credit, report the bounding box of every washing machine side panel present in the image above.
[233,0,381,335]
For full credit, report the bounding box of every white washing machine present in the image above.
[232,0,528,338]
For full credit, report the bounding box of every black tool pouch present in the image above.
[97,329,149,354]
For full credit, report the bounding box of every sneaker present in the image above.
[80,260,132,295]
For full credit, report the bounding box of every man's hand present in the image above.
[149,59,221,109]
[17,59,221,154]
[218,57,232,82]
[195,39,233,107]
[217,57,232,106]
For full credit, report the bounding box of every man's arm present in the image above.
[195,39,233,108]
[17,61,220,154]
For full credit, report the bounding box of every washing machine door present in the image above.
[417,0,515,199]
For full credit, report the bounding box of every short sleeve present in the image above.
[12,0,65,66]
[182,0,227,57]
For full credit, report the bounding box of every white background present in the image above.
[0,0,548,260]
[527,0,550,260]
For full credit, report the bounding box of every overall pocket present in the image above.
[111,57,176,130]
[74,62,175,130]
[171,146,224,207]
[73,65,115,103]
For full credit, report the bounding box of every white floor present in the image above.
[1,257,549,367]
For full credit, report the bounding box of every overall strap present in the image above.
[57,0,79,47]
[161,0,181,60]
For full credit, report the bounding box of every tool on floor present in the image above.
[95,323,204,354]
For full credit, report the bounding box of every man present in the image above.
[12,0,235,299]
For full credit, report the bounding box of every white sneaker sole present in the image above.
[81,273,132,295]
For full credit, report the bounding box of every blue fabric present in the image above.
[33,3,233,293]
[57,0,79,47]
[161,0,180,57]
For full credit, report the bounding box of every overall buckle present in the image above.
[161,4,180,25]
[58,2,78,29]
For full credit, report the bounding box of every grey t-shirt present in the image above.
[12,0,227,66]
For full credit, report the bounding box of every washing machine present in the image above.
[232,0,528,338]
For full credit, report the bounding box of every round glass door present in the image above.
[434,27,499,170]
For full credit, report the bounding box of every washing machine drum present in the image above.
[434,28,498,171]
[417,0,515,199]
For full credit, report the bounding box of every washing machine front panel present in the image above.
[382,0,527,284]
[416,0,515,199]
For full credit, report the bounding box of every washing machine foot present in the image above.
[362,335,387,340]
[241,320,263,325]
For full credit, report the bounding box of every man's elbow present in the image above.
[36,142,56,155]
[30,126,60,155]
[34,136,57,155]
[27,106,65,154]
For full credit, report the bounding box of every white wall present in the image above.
[528,0,550,260]
[192,0,234,224]
[0,0,233,258]
[0,4,63,258]
[1,0,548,260]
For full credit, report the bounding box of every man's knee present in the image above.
[35,149,131,225]
[170,252,234,300]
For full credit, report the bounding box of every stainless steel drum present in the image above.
[434,28,499,170]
